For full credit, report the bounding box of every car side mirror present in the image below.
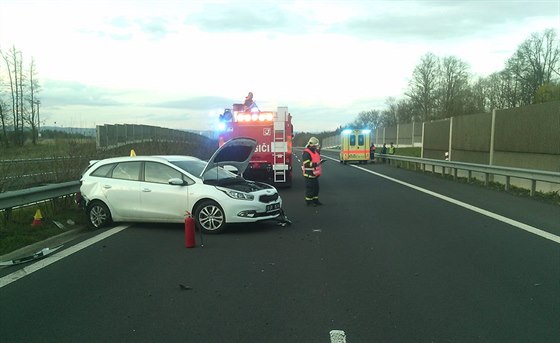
[168,178,186,186]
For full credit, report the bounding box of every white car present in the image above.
[79,138,283,233]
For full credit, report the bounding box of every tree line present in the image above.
[0,46,41,148]
[344,28,560,132]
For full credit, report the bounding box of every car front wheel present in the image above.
[194,200,225,233]
[86,201,113,228]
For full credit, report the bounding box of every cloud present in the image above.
[125,111,194,123]
[328,1,560,41]
[136,17,172,39]
[42,80,126,107]
[186,2,307,34]
[150,96,236,110]
[76,12,174,41]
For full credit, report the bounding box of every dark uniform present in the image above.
[244,92,254,111]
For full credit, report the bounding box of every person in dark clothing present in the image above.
[220,109,233,121]
[370,143,376,162]
[243,92,254,111]
[302,137,324,206]
[381,143,387,163]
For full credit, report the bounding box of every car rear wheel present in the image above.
[86,201,113,228]
[194,200,225,233]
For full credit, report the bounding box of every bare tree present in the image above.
[506,28,560,105]
[25,57,40,144]
[1,47,26,146]
[466,77,490,113]
[0,47,38,147]
[0,98,9,148]
[437,56,471,117]
[1,48,16,146]
[349,109,382,130]
[0,54,8,147]
[395,98,418,124]
[18,49,26,146]
[382,97,399,126]
[406,52,440,121]
[384,97,418,124]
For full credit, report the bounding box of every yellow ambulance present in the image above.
[339,129,371,164]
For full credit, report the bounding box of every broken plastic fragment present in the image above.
[0,245,64,266]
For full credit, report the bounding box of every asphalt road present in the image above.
[1,150,559,342]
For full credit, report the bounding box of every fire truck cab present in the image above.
[339,129,371,164]
[218,105,293,187]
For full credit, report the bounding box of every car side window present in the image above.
[90,163,115,177]
[111,162,141,181]
[144,162,183,184]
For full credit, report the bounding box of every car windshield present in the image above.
[170,159,206,176]
[201,166,238,181]
[170,160,237,180]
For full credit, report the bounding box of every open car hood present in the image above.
[200,137,257,177]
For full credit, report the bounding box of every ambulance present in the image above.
[339,129,371,164]
[218,104,293,187]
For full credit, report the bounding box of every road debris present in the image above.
[179,284,193,290]
[52,220,66,229]
[0,245,64,266]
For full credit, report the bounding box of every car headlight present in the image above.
[218,188,254,201]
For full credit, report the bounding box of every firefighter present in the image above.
[243,92,254,111]
[302,137,324,206]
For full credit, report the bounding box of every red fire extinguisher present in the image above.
[185,212,195,248]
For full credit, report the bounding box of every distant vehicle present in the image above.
[78,138,283,233]
[339,129,371,164]
[218,104,294,187]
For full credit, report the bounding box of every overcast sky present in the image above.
[1,0,558,132]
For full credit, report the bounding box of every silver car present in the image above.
[79,138,283,233]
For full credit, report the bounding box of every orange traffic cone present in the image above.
[32,209,43,226]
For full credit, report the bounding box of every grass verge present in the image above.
[0,196,88,256]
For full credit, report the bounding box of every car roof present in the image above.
[92,155,203,165]
[154,155,203,162]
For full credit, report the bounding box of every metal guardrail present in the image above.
[0,156,84,165]
[1,153,558,215]
[0,156,88,192]
[376,153,560,196]
[0,181,81,217]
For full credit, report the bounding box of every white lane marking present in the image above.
[337,160,560,245]
[330,330,347,343]
[0,225,130,288]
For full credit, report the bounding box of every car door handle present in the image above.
[103,185,112,189]
[142,188,151,192]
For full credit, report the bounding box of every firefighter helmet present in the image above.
[307,137,320,147]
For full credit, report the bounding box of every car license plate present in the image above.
[266,203,280,212]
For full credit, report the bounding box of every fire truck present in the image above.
[218,104,294,187]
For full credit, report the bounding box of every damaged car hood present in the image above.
[200,137,257,177]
